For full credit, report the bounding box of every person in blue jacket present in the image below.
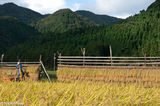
[16,60,24,78]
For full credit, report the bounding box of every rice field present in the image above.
[0,81,160,105]
[0,65,41,81]
[57,67,160,87]
[1,67,160,105]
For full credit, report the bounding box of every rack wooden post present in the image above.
[1,54,4,63]
[54,53,56,71]
[58,53,62,66]
[81,48,86,66]
[110,46,113,66]
[144,53,146,66]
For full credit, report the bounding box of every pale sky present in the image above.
[0,0,156,19]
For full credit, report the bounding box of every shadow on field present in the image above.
[41,70,57,81]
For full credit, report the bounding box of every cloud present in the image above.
[69,0,155,18]
[0,0,27,6]
[24,0,66,14]
[0,0,66,14]
[0,0,156,18]
[95,0,155,18]
[72,3,81,10]
[70,1,97,12]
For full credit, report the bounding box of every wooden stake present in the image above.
[1,54,4,63]
[81,48,86,66]
[109,46,113,66]
[57,51,62,65]
[54,53,56,71]
[39,55,42,62]
[142,48,146,66]
[17,56,19,61]
[144,53,147,66]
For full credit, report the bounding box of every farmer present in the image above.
[16,60,24,78]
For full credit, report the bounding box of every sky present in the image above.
[0,0,156,19]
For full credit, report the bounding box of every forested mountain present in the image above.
[0,3,45,24]
[34,9,98,33]
[3,0,160,68]
[76,10,122,25]
[0,16,39,54]
[147,0,160,10]
[5,26,114,67]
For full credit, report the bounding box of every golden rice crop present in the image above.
[0,65,40,81]
[57,67,160,87]
[0,81,160,105]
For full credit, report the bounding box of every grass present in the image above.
[0,81,160,105]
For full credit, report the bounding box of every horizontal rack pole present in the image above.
[0,62,40,64]
[58,59,160,62]
[58,65,160,69]
[58,62,160,65]
[58,56,160,67]
[58,56,160,59]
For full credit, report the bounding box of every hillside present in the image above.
[35,9,98,33]
[76,10,122,25]
[0,16,39,54]
[0,3,45,24]
[5,0,160,67]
